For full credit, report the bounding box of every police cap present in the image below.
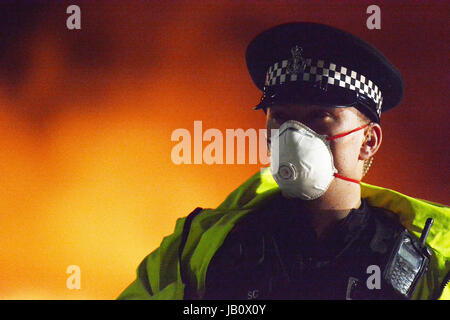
[246,22,404,123]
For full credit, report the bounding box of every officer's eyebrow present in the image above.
[267,104,290,112]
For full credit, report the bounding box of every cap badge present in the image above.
[286,45,306,75]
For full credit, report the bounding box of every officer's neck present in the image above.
[288,179,362,241]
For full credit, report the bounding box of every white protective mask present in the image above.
[270,120,369,200]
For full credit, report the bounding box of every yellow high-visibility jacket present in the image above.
[117,168,449,300]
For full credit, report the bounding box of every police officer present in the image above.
[118,22,449,300]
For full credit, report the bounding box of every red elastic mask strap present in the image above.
[334,173,361,184]
[326,123,369,141]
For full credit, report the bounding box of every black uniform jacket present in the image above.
[200,194,407,300]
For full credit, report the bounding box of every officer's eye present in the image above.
[310,110,333,120]
[270,111,288,119]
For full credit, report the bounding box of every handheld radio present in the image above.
[383,218,434,298]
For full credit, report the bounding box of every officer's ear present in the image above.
[359,122,382,160]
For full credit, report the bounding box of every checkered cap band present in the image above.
[264,58,383,116]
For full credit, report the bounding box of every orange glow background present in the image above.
[0,1,448,299]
